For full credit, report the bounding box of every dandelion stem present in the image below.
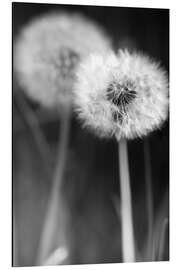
[13,213,19,266]
[143,138,154,260]
[158,218,169,261]
[14,92,51,176]
[118,138,135,262]
[36,106,71,265]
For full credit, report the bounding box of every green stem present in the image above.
[118,138,135,262]
[36,106,71,265]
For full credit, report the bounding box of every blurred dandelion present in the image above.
[14,12,112,109]
[14,11,112,265]
[73,50,169,262]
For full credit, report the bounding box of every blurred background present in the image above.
[12,2,169,266]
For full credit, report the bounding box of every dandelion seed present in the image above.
[14,12,112,109]
[106,80,137,123]
[74,50,169,140]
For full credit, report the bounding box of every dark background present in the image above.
[13,2,169,266]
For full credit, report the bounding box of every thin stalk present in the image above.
[36,106,71,265]
[158,218,169,261]
[14,92,51,176]
[13,214,19,267]
[118,138,135,262]
[143,138,154,260]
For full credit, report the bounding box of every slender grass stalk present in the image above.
[158,218,169,260]
[36,106,71,265]
[143,138,154,260]
[118,138,135,262]
[14,92,51,176]
[13,214,19,267]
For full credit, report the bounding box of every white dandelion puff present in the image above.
[14,12,112,109]
[74,49,169,262]
[74,50,169,140]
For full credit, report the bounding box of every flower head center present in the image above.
[107,79,137,122]
[56,47,79,79]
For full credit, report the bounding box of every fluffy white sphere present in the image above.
[14,12,112,108]
[73,50,169,139]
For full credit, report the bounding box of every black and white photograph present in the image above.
[12,1,169,267]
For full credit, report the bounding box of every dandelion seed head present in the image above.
[14,12,112,109]
[74,50,169,139]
